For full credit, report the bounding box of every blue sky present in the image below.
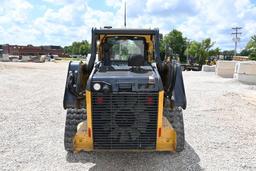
[0,0,256,51]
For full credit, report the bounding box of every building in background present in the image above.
[0,44,64,57]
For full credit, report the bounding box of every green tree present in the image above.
[185,38,216,65]
[209,47,220,57]
[79,40,90,56]
[64,40,90,56]
[245,35,256,60]
[199,38,214,64]
[162,29,187,62]
[64,46,72,54]
[246,35,256,49]
[249,51,256,60]
[79,45,87,56]
[71,42,80,55]
[239,49,250,56]
[185,41,201,58]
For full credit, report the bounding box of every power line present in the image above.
[231,27,242,57]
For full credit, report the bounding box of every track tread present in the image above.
[64,108,86,152]
[164,107,185,152]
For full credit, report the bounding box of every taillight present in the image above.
[88,128,91,138]
[147,96,153,105]
[96,97,104,104]
[158,128,162,137]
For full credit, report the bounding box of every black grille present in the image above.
[92,92,158,150]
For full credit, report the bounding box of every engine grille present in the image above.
[92,92,158,150]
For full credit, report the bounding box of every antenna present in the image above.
[124,1,126,27]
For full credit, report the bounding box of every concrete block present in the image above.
[0,54,10,62]
[235,61,256,74]
[202,65,216,72]
[40,55,47,62]
[235,74,256,84]
[234,61,256,84]
[21,56,31,62]
[9,55,19,62]
[12,59,19,62]
[216,61,237,78]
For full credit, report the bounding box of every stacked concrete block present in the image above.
[216,61,237,78]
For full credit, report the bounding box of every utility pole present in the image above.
[232,27,242,57]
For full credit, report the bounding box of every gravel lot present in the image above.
[0,62,256,171]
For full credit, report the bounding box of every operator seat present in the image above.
[128,54,145,66]
[128,54,148,73]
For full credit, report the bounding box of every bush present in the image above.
[249,50,256,60]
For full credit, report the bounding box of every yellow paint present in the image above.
[73,121,93,152]
[157,91,164,138]
[156,91,176,152]
[156,116,176,152]
[86,90,92,133]
[73,91,93,152]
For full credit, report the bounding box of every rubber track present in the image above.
[164,107,185,152]
[64,108,86,152]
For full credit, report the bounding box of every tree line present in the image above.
[160,29,256,63]
[64,40,90,56]
[160,29,220,65]
[63,30,256,62]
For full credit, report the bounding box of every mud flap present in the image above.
[173,63,187,109]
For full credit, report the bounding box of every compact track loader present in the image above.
[63,28,186,152]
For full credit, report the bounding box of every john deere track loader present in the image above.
[63,28,186,152]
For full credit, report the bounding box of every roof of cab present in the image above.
[92,28,159,35]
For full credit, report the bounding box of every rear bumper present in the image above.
[73,116,177,152]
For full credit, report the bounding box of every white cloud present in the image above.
[0,25,40,45]
[30,0,120,45]
[146,0,178,12]
[105,0,123,8]
[0,0,256,50]
[42,0,74,5]
[0,0,33,23]
[175,0,256,50]
[0,0,35,45]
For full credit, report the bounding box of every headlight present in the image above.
[93,83,101,91]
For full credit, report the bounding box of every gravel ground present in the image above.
[0,62,255,171]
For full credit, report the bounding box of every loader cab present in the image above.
[86,28,164,94]
[87,28,162,72]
